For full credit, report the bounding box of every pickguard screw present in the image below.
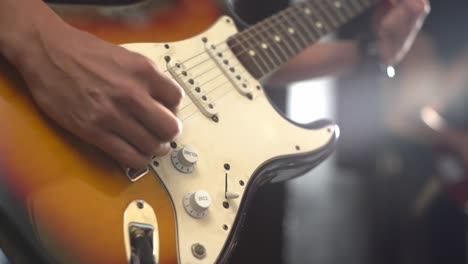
[202,37,208,43]
[246,93,253,100]
[164,56,171,62]
[295,145,301,151]
[224,163,230,170]
[137,201,144,209]
[164,44,170,49]
[192,243,206,259]
[212,115,219,123]
[170,142,177,149]
[223,201,230,209]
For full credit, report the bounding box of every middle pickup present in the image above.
[205,43,253,97]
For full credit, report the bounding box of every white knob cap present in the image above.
[171,146,199,173]
[178,146,199,167]
[183,191,212,218]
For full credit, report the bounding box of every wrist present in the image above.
[0,1,64,68]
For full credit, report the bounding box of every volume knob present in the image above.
[171,146,199,173]
[183,190,212,219]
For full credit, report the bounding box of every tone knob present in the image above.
[183,191,212,219]
[171,146,199,173]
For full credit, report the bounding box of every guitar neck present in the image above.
[228,0,378,80]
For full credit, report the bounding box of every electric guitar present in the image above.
[0,0,376,263]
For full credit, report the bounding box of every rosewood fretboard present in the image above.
[228,0,378,80]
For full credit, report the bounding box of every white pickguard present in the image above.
[122,16,336,264]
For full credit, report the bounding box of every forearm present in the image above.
[0,0,64,66]
[268,40,361,86]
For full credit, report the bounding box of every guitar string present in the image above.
[169,11,341,115]
[171,8,327,112]
[180,76,268,123]
[160,5,296,75]
[165,0,360,78]
[165,0,363,98]
[171,11,328,114]
[163,1,365,117]
[174,43,251,112]
[165,10,299,79]
[177,65,248,114]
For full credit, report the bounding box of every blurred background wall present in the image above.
[233,0,468,263]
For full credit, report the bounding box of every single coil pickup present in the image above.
[167,60,217,118]
[206,43,252,96]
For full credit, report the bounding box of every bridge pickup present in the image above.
[206,43,252,96]
[167,60,217,118]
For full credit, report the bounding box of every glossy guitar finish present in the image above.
[0,0,338,263]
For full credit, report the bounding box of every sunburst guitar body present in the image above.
[0,0,341,263]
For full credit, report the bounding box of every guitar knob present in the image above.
[183,191,212,219]
[171,146,199,173]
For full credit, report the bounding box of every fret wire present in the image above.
[338,0,357,19]
[249,27,281,72]
[227,0,376,79]
[322,0,348,24]
[168,0,376,104]
[313,0,340,28]
[242,29,276,75]
[251,24,284,70]
[304,1,334,32]
[295,2,324,37]
[270,13,303,54]
[309,5,331,37]
[324,0,348,25]
[268,19,299,57]
[288,5,319,42]
[269,21,296,61]
[278,10,309,48]
[257,19,290,65]
[230,37,266,78]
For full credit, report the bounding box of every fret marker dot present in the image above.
[304,8,311,15]
[249,50,256,56]
[274,35,281,42]
[288,28,295,34]
[261,43,268,49]
[334,1,342,8]
[315,22,323,29]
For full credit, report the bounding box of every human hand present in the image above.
[10,20,183,169]
[374,0,431,65]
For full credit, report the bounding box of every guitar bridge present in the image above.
[123,200,159,264]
